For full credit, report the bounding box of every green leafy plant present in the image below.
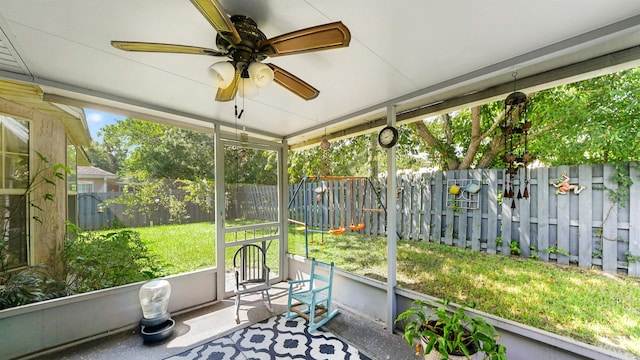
[494,237,503,247]
[509,241,520,256]
[0,264,65,310]
[546,246,569,257]
[608,164,633,207]
[529,246,539,260]
[63,223,166,294]
[395,299,506,359]
[624,251,640,264]
[0,152,70,309]
[1,152,70,271]
[450,198,462,214]
[106,179,168,225]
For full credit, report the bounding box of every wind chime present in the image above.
[501,73,532,209]
[318,129,332,177]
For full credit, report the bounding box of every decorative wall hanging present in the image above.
[549,173,586,195]
[446,179,481,210]
[501,72,532,209]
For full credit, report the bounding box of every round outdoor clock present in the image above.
[378,125,399,148]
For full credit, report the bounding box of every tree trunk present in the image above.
[459,106,483,169]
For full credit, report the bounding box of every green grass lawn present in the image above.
[135,221,280,274]
[136,222,216,273]
[131,222,640,357]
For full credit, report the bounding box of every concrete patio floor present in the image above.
[27,283,415,360]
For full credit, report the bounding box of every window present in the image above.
[67,144,77,194]
[77,182,94,193]
[0,115,29,271]
[67,144,78,225]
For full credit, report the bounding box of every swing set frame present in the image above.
[288,176,387,258]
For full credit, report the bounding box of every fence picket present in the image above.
[537,168,550,262]
[433,172,443,244]
[486,169,498,254]
[444,171,454,246]
[519,178,531,258]
[501,169,512,255]
[422,173,432,242]
[400,175,409,239]
[457,169,468,249]
[471,169,482,251]
[410,175,419,240]
[629,163,640,277]
[368,181,377,236]
[555,166,571,265]
[578,165,593,268]
[602,164,618,273]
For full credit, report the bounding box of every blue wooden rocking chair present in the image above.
[286,259,338,331]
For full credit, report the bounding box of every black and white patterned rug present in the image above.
[165,315,373,360]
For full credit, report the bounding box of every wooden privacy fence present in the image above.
[77,192,214,230]
[288,163,640,277]
[225,184,278,221]
[78,164,640,277]
[77,184,278,230]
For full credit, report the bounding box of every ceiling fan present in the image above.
[111,0,351,101]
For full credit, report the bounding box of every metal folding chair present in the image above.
[233,244,272,323]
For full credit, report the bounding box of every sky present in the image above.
[84,109,125,142]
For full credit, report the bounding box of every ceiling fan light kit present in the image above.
[209,61,235,88]
[238,76,258,98]
[111,0,350,102]
[210,60,274,98]
[248,62,274,88]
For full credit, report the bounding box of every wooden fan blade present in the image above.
[267,64,319,101]
[111,41,226,56]
[260,22,350,57]
[215,70,240,101]
[190,0,241,44]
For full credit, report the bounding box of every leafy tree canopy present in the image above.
[89,119,276,185]
[290,67,640,177]
[97,120,214,181]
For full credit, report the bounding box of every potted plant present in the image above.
[395,299,507,360]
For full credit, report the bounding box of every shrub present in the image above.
[0,264,65,310]
[63,223,166,294]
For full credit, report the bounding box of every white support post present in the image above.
[280,139,289,280]
[214,124,226,300]
[386,105,398,333]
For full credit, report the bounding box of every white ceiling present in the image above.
[1,1,640,146]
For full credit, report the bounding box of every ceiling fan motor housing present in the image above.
[216,15,267,69]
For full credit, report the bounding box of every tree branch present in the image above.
[459,106,482,169]
[412,121,460,170]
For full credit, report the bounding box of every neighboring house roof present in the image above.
[77,166,118,178]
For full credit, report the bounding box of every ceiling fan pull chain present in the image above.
[233,103,244,120]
